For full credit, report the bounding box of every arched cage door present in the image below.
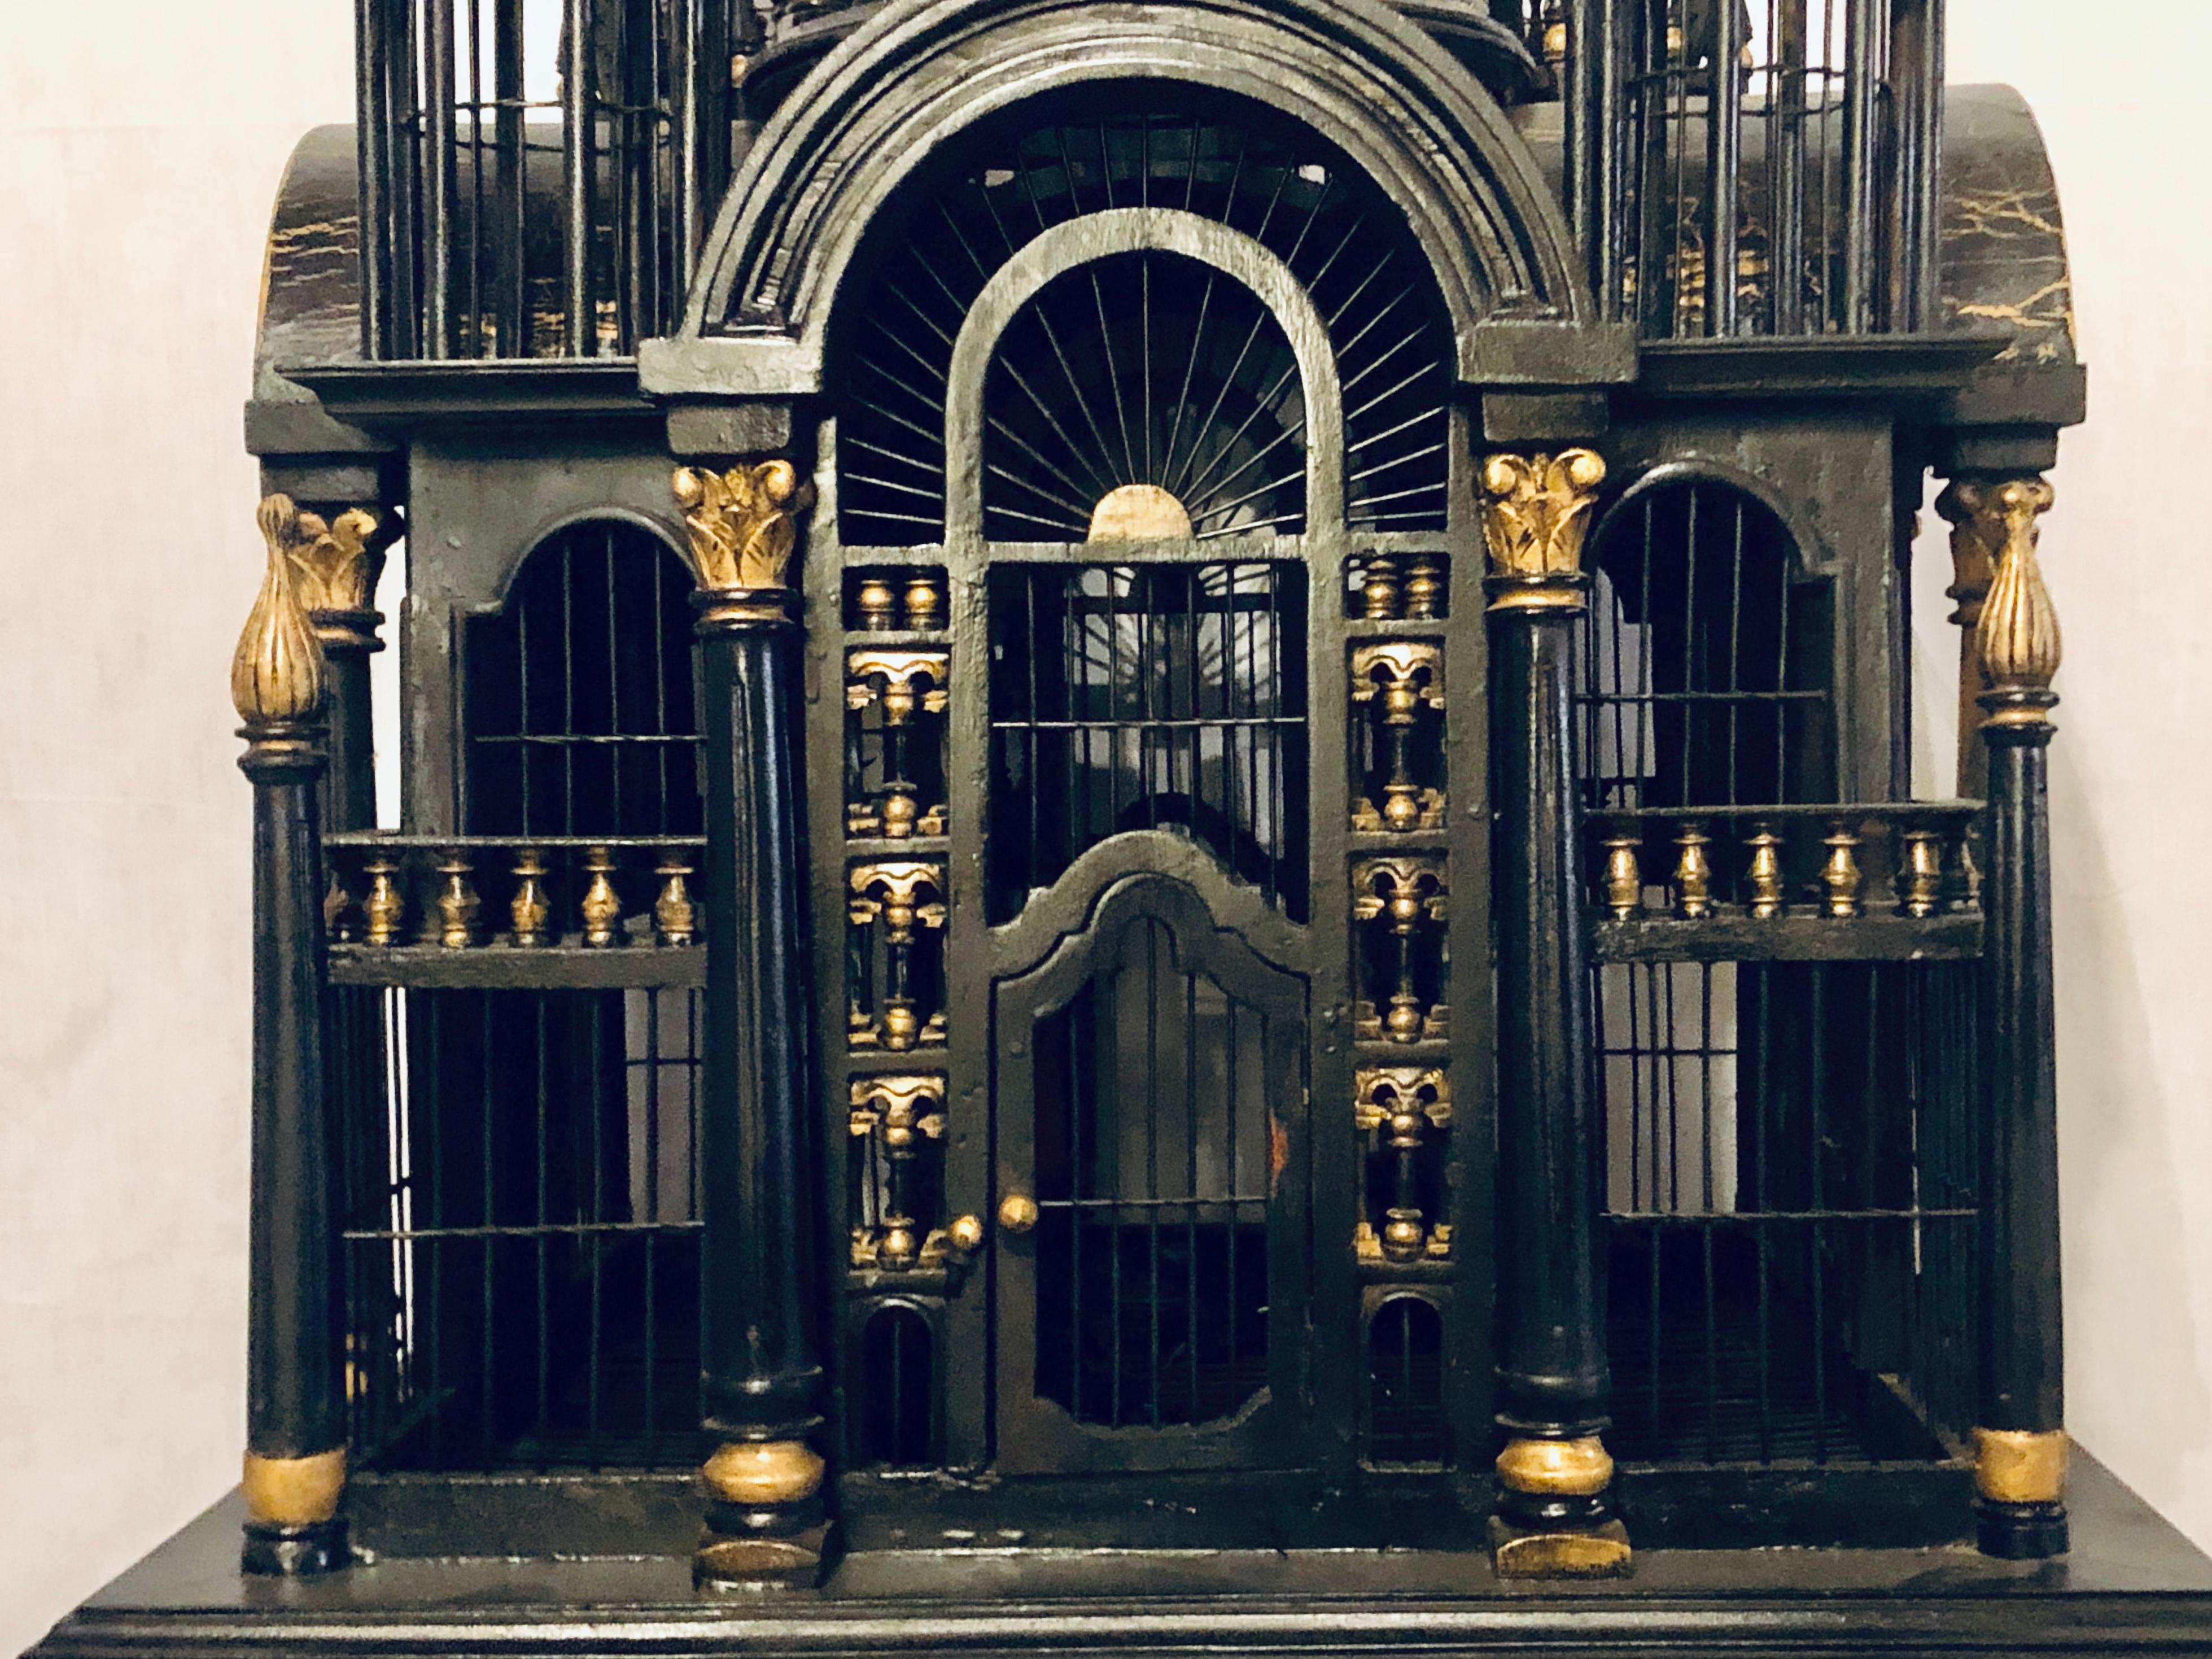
[817,88,1477,1483]
[994,873,1309,1473]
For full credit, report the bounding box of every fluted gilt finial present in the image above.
[1480,449,1607,612]
[232,496,328,744]
[1971,478,2060,729]
[672,460,816,625]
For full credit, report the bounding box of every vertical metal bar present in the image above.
[493,0,525,355]
[1680,485,1698,804]
[427,996,447,1469]
[1224,986,1239,1403]
[388,0,422,356]
[1596,0,1625,320]
[1841,0,1880,332]
[562,536,578,834]
[1146,923,1162,1430]
[424,0,460,356]
[1751,966,1773,1460]
[1704,0,1743,337]
[1769,0,1804,333]
[1890,0,1943,330]
[588,992,606,1459]
[535,997,552,1450]
[562,0,596,356]
[1702,1220,1719,1459]
[1566,0,1606,303]
[356,0,395,358]
[606,527,623,827]
[1186,949,1200,1422]
[1106,953,1124,1427]
[465,0,484,355]
[1809,968,1828,1461]
[1069,944,1085,1421]
[480,993,496,1464]
[1726,499,1745,801]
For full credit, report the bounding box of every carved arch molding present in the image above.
[640,0,1633,400]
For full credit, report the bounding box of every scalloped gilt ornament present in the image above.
[231,495,328,729]
[672,460,816,603]
[283,504,385,618]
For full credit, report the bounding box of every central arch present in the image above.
[641,0,1629,398]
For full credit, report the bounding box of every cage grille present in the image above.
[338,518,709,1473]
[338,985,704,1471]
[1579,475,1974,1469]
[1030,918,1276,1430]
[987,562,1309,922]
[982,250,1308,540]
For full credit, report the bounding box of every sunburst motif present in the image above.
[837,103,1450,545]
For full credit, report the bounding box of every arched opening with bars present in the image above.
[834,90,1451,545]
[463,518,702,838]
[1027,907,1280,1433]
[1365,1295,1446,1467]
[1576,476,1833,814]
[857,1304,940,1469]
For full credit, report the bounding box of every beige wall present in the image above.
[0,2,2204,1649]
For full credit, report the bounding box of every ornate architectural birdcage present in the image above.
[30,1,2212,1656]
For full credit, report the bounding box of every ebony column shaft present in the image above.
[1489,600,1610,1465]
[316,628,379,833]
[241,737,346,1577]
[1479,447,1623,1578]
[1957,474,2066,1558]
[1976,716,2067,1557]
[234,496,349,1576]
[697,603,824,1455]
[672,451,836,1588]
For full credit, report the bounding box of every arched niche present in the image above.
[640,0,1631,401]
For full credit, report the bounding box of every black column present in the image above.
[1948,476,2067,1559]
[678,462,832,1590]
[235,498,347,1575]
[1480,451,1625,1578]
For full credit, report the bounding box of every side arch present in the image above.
[642,0,1627,397]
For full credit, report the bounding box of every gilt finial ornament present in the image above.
[672,459,816,624]
[1479,449,1607,612]
[231,495,329,741]
[1969,478,2060,728]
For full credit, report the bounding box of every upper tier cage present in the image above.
[350,0,1941,360]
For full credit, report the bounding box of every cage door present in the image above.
[992,870,1309,1474]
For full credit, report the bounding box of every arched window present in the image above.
[1577,477,1831,812]
[464,518,701,837]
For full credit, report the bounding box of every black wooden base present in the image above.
[31,1455,2212,1658]
[238,1517,347,1578]
[1979,1496,2073,1560]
